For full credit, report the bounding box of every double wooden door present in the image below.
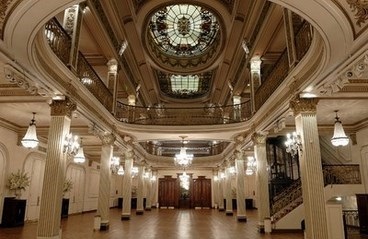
[191,176,211,208]
[158,176,179,208]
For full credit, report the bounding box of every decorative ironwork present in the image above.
[323,164,361,185]
[45,18,72,66]
[343,210,360,227]
[255,49,289,111]
[116,101,251,125]
[295,21,313,61]
[270,179,302,218]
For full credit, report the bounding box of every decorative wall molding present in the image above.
[346,0,368,27]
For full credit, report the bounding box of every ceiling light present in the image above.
[331,110,349,147]
[285,132,302,157]
[74,138,86,163]
[174,136,193,168]
[21,112,39,149]
[117,165,124,175]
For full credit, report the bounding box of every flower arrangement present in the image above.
[6,170,30,191]
[63,178,73,194]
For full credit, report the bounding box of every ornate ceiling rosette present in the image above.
[144,4,224,72]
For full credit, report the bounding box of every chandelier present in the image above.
[246,156,257,176]
[63,133,80,156]
[285,132,302,157]
[21,112,39,149]
[110,156,120,174]
[73,137,86,163]
[331,110,349,147]
[174,136,193,168]
[179,171,190,190]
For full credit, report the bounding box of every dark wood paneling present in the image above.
[191,176,211,208]
[158,176,179,208]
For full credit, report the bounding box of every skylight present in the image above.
[170,75,199,94]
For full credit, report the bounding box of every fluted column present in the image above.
[145,170,152,211]
[63,4,84,71]
[252,133,270,232]
[151,171,158,208]
[235,151,247,221]
[121,151,133,220]
[107,59,118,114]
[37,98,76,239]
[96,133,115,230]
[212,170,219,209]
[290,97,328,239]
[218,171,225,211]
[136,165,145,215]
[225,166,233,216]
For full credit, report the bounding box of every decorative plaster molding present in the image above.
[50,97,77,117]
[289,97,319,115]
[346,0,368,27]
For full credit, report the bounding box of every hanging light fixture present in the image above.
[117,165,125,175]
[81,72,92,85]
[174,136,193,168]
[246,156,257,176]
[21,112,39,149]
[331,110,349,147]
[74,138,86,163]
[285,132,302,157]
[110,156,120,174]
[179,171,190,190]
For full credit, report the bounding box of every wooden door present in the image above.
[158,176,179,208]
[192,176,211,208]
[357,194,368,234]
[24,155,45,221]
[0,148,6,224]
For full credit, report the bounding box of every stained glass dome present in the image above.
[149,4,219,57]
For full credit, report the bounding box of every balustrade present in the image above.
[323,164,361,185]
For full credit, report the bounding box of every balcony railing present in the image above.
[44,18,112,111]
[116,101,251,125]
[323,164,361,185]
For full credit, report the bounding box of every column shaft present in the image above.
[218,172,225,211]
[136,166,144,215]
[145,171,152,210]
[225,168,233,216]
[121,154,133,220]
[236,153,247,221]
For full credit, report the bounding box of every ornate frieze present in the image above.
[251,133,267,145]
[346,0,368,27]
[289,97,319,115]
[50,97,77,117]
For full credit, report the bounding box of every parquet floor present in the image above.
[0,208,365,239]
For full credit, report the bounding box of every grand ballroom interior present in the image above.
[1,0,368,239]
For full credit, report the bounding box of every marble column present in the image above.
[290,97,328,239]
[250,57,262,113]
[235,151,247,221]
[218,171,225,211]
[37,98,76,239]
[62,4,84,71]
[151,171,158,208]
[107,59,118,114]
[136,165,144,215]
[121,151,133,220]
[145,170,152,211]
[252,133,270,232]
[96,133,115,230]
[225,166,233,216]
[212,170,219,209]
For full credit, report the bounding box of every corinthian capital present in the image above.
[251,133,267,145]
[290,97,319,115]
[98,132,116,145]
[50,97,76,117]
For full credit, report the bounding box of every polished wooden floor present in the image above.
[0,208,366,239]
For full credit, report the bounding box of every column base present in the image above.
[100,222,109,231]
[145,207,152,211]
[258,224,265,233]
[37,235,60,239]
[218,207,225,212]
[237,216,247,222]
[225,211,233,216]
[121,214,131,220]
[136,210,144,215]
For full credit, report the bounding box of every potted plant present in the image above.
[6,170,30,199]
[63,178,73,197]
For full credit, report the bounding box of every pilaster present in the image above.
[225,166,233,216]
[235,151,247,221]
[136,165,145,215]
[107,59,118,114]
[218,171,225,211]
[121,151,133,220]
[250,57,262,113]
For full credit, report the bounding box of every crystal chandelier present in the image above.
[285,132,302,157]
[73,138,86,163]
[174,136,193,168]
[63,133,80,157]
[246,156,257,176]
[21,112,39,149]
[331,110,349,147]
[110,156,120,174]
[179,171,190,190]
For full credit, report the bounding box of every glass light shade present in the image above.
[117,165,124,175]
[21,123,39,148]
[174,147,193,167]
[331,120,349,147]
[245,168,254,176]
[74,147,86,163]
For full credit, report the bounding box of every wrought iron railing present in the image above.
[295,21,313,61]
[270,178,302,215]
[45,18,112,111]
[343,210,359,228]
[116,101,251,125]
[323,164,361,185]
[44,18,72,66]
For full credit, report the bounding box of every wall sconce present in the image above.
[131,166,139,178]
[213,175,219,181]
[21,112,39,149]
[150,175,157,181]
[229,166,236,175]
[63,133,80,156]
[246,156,257,176]
[110,156,120,174]
[81,72,92,85]
[331,110,349,147]
[285,132,302,157]
[117,165,124,175]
